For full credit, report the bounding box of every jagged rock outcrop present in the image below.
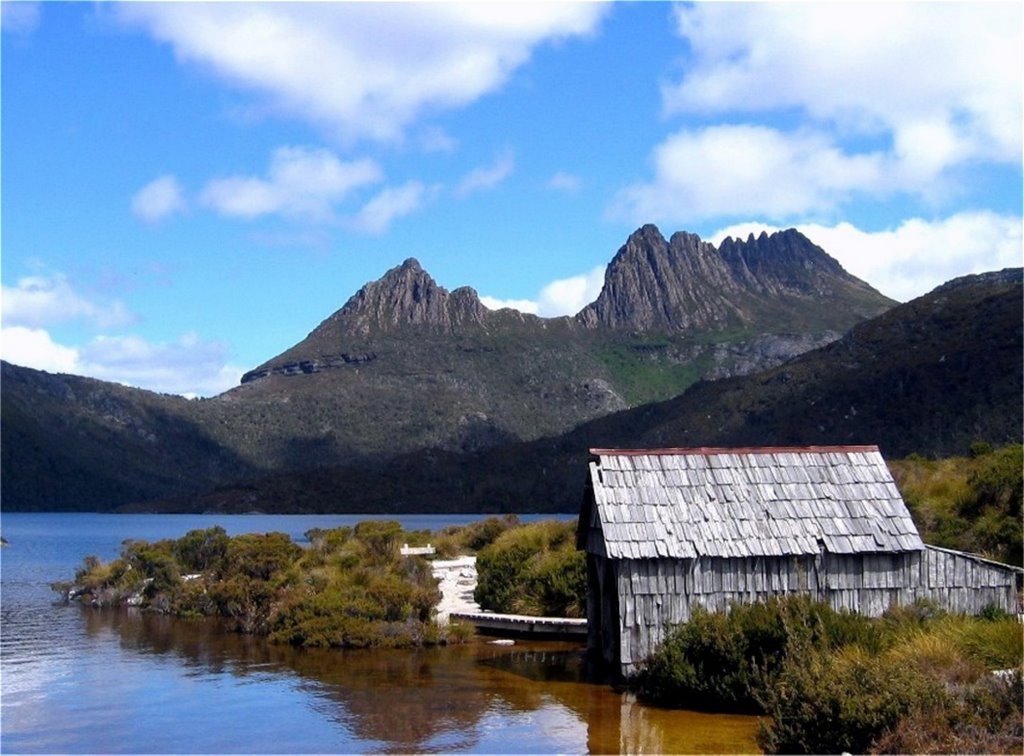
[576,225,737,331]
[577,225,892,333]
[326,258,492,335]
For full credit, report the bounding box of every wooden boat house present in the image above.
[577,445,1023,677]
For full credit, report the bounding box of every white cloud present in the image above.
[710,211,1023,302]
[2,273,135,329]
[0,326,244,398]
[481,264,606,318]
[78,332,244,397]
[666,3,1022,175]
[1,271,241,396]
[455,151,515,198]
[200,146,382,221]
[537,265,606,316]
[480,296,540,315]
[118,3,606,143]
[1,326,80,373]
[349,181,430,235]
[132,174,187,223]
[547,171,582,193]
[611,124,887,224]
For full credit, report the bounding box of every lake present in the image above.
[0,512,759,754]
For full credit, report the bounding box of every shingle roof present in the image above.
[584,446,924,559]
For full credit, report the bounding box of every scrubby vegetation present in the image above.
[431,514,522,557]
[891,443,1023,565]
[474,519,586,618]
[637,596,1023,754]
[54,522,470,649]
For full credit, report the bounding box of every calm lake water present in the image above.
[0,512,759,754]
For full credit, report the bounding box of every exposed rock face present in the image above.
[576,225,736,331]
[576,225,890,333]
[240,353,376,384]
[327,258,491,335]
[716,229,850,296]
[702,331,843,380]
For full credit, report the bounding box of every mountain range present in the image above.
[3,225,1019,513]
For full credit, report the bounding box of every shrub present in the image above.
[172,526,229,573]
[891,444,1023,565]
[460,515,521,551]
[433,515,521,557]
[756,645,945,754]
[637,595,879,711]
[171,578,217,618]
[208,575,278,634]
[474,519,585,617]
[871,669,1023,754]
[223,532,301,581]
[529,547,587,617]
[122,540,181,596]
[353,520,403,564]
[638,606,755,711]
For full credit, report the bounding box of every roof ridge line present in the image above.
[588,445,881,456]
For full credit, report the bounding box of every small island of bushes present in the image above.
[53,516,585,650]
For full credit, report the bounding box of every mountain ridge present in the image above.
[2,224,902,511]
[241,225,892,387]
[143,267,1021,515]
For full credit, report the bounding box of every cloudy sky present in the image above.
[2,2,1021,397]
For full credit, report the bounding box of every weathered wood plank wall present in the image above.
[610,547,1020,674]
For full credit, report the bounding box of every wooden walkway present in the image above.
[433,556,587,639]
[450,611,587,639]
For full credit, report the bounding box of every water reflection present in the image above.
[79,606,759,754]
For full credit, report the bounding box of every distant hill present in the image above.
[128,268,1022,514]
[0,364,256,509]
[2,225,893,511]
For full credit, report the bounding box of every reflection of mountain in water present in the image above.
[82,608,757,753]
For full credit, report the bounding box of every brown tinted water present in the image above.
[1,513,760,753]
[78,609,760,753]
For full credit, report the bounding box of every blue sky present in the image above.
[2,1,1021,397]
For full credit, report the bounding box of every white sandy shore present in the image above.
[431,556,479,623]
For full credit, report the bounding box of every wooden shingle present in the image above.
[586,446,924,559]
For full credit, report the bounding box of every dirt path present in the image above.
[431,556,479,623]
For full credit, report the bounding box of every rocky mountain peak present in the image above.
[716,228,849,296]
[575,224,727,331]
[576,224,893,333]
[321,258,490,336]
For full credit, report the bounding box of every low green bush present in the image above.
[474,519,585,617]
[637,595,1024,754]
[636,595,878,711]
[172,526,229,573]
[223,532,302,581]
[756,645,945,754]
[433,515,521,557]
[871,668,1023,754]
